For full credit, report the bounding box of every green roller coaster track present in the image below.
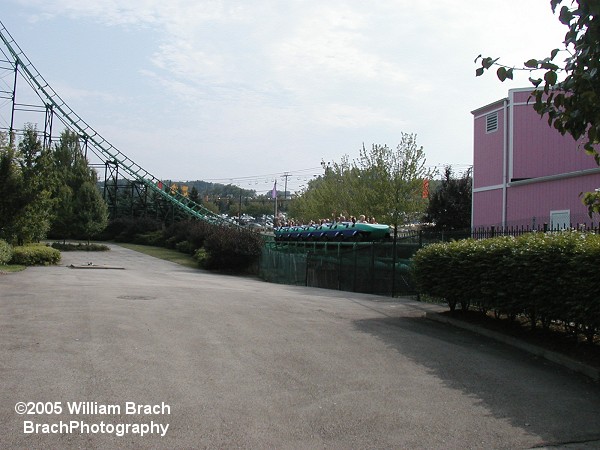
[0,20,235,228]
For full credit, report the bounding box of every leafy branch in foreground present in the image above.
[475,0,600,214]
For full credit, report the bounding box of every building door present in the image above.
[550,210,570,230]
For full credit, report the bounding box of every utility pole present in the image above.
[239,187,242,224]
[282,172,290,209]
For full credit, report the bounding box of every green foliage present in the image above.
[0,239,13,265]
[412,232,600,340]
[50,184,75,240]
[72,181,109,242]
[0,125,58,244]
[424,166,472,230]
[475,1,600,214]
[0,128,110,245]
[163,220,213,250]
[50,130,100,240]
[132,230,165,246]
[175,240,196,255]
[233,194,276,218]
[10,244,61,266]
[193,247,209,268]
[101,217,163,242]
[101,215,263,273]
[290,134,434,225]
[203,227,263,272]
[10,189,55,244]
[0,139,26,243]
[50,242,110,251]
[188,186,200,204]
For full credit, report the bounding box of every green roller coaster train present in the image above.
[274,222,391,242]
[0,20,236,228]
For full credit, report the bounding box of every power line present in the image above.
[200,166,322,183]
[183,162,473,195]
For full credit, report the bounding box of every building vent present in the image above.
[486,112,498,133]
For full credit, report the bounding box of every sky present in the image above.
[0,1,568,194]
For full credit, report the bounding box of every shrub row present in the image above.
[101,217,163,242]
[166,221,263,272]
[163,220,214,254]
[103,217,263,273]
[0,240,13,265]
[411,232,600,341]
[50,242,110,252]
[10,244,61,266]
[202,226,263,271]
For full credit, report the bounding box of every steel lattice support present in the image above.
[43,103,53,150]
[0,19,237,227]
[104,161,119,218]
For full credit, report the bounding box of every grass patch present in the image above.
[116,242,200,269]
[0,264,26,273]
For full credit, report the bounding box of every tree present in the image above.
[475,1,600,212]
[12,124,57,244]
[0,134,27,243]
[188,186,200,204]
[72,181,109,243]
[354,134,434,227]
[289,133,434,225]
[424,166,472,230]
[50,130,80,239]
[242,195,277,217]
[50,130,109,241]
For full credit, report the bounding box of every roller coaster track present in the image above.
[0,20,233,227]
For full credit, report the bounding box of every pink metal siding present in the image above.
[506,174,600,227]
[511,90,533,103]
[472,88,600,229]
[472,189,503,228]
[511,101,595,180]
[473,103,505,189]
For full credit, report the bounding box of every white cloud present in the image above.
[4,0,571,180]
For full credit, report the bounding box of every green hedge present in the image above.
[203,227,263,272]
[0,240,13,265]
[411,232,600,341]
[50,242,109,252]
[10,244,61,266]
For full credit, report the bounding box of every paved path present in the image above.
[1,244,599,449]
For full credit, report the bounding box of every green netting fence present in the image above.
[258,240,421,297]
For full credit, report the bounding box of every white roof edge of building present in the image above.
[471,87,539,116]
[471,97,506,116]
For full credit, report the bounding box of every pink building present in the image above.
[471,87,600,229]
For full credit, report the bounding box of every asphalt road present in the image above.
[1,244,599,449]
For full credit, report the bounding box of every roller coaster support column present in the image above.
[81,135,89,160]
[104,161,119,218]
[8,61,18,147]
[43,103,53,150]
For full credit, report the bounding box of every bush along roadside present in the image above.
[10,244,61,266]
[51,242,110,252]
[201,226,263,272]
[411,231,600,343]
[0,239,13,265]
[102,217,263,274]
